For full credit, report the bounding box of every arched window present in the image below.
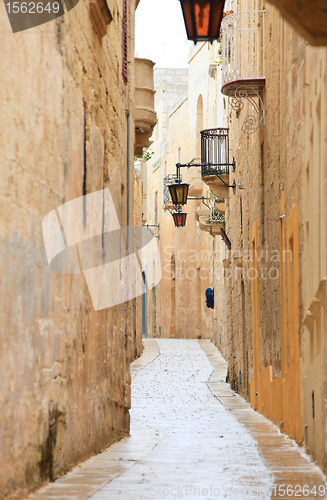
[196,95,203,158]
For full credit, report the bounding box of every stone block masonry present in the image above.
[0,0,142,498]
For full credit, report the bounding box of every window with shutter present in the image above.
[122,0,128,82]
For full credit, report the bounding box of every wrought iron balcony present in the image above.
[201,128,231,177]
[163,174,179,209]
[200,128,235,199]
[198,210,225,236]
[220,10,265,97]
[195,197,225,236]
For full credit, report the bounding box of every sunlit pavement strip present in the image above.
[28,339,326,500]
[199,341,327,500]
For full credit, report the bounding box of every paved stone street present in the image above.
[30,340,326,500]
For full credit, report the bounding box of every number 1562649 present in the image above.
[5,2,60,14]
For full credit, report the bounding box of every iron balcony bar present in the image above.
[220,228,231,250]
[187,196,211,209]
[175,162,236,190]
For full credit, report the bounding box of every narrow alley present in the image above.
[28,340,326,500]
[2,0,327,499]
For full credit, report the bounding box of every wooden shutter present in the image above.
[122,0,128,82]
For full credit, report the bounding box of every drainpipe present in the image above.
[126,107,130,249]
[126,106,137,351]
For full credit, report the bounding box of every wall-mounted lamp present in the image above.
[172,207,187,227]
[179,0,226,43]
[168,178,189,206]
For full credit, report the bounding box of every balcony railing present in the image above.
[209,196,225,225]
[221,10,265,96]
[200,128,233,178]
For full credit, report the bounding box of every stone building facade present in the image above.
[219,0,327,471]
[0,0,152,498]
[144,0,327,474]
[300,41,327,472]
[221,0,304,442]
[142,48,225,340]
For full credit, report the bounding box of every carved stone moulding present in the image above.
[268,0,327,46]
[90,0,112,38]
[221,78,265,97]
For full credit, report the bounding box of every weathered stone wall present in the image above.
[208,1,327,472]
[301,44,327,470]
[222,1,304,427]
[267,0,327,46]
[218,2,327,470]
[142,68,189,339]
[0,0,141,497]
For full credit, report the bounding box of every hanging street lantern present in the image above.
[168,178,189,206]
[172,208,187,228]
[179,0,226,43]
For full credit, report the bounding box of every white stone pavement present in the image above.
[29,339,327,500]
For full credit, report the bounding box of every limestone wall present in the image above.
[301,44,327,470]
[218,0,327,471]
[221,0,303,432]
[142,68,189,338]
[0,0,141,497]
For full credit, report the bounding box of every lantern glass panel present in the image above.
[194,1,210,37]
[180,0,194,39]
[168,181,189,206]
[179,0,225,42]
[173,210,187,227]
[209,0,225,38]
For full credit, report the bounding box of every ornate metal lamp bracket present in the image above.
[228,86,265,135]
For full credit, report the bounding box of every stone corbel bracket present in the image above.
[90,0,113,38]
[228,86,265,135]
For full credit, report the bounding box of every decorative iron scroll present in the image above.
[163,174,179,207]
[209,196,225,224]
[229,87,264,134]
